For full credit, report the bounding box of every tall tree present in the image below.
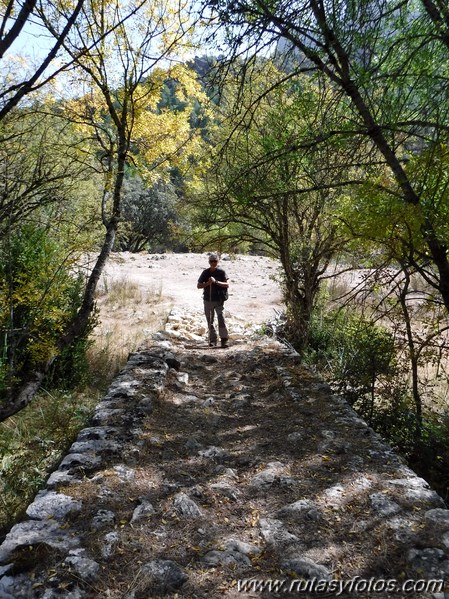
[197,68,348,350]
[118,177,180,252]
[200,0,449,313]
[0,0,206,421]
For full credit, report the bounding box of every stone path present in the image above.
[1,310,449,598]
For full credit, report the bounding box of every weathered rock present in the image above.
[0,520,80,564]
[114,464,136,481]
[386,517,418,544]
[425,508,449,529]
[277,499,318,519]
[210,482,239,500]
[0,573,34,599]
[281,556,331,580]
[185,437,203,451]
[46,470,80,488]
[250,462,285,488]
[202,549,251,567]
[140,559,188,594]
[58,452,102,474]
[250,470,276,487]
[231,393,252,409]
[394,482,444,506]
[224,539,262,556]
[64,549,100,582]
[106,377,142,394]
[443,531,449,549]
[280,475,297,488]
[138,396,154,414]
[322,483,346,507]
[259,518,299,546]
[101,531,120,558]
[407,547,449,579]
[201,397,215,407]
[69,439,122,456]
[26,491,82,522]
[130,499,155,524]
[92,408,125,425]
[77,426,126,441]
[198,446,228,460]
[91,509,116,531]
[173,493,203,518]
[173,394,199,406]
[41,588,84,598]
[369,492,402,517]
[176,371,189,385]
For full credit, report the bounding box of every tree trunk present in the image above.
[421,0,449,53]
[398,266,423,439]
[0,0,86,122]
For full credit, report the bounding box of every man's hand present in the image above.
[210,277,216,284]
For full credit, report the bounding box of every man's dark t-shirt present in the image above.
[198,266,228,302]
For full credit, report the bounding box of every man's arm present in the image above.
[210,277,229,288]
[210,271,229,288]
[197,271,211,289]
[197,279,211,289]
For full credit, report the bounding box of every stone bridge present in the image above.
[0,309,448,598]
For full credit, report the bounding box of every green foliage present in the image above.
[370,400,449,501]
[411,415,449,501]
[405,144,449,245]
[192,68,347,349]
[45,277,98,390]
[337,143,449,266]
[0,224,93,399]
[117,176,184,252]
[305,289,449,499]
[207,0,449,313]
[0,109,99,239]
[367,378,418,454]
[338,183,425,263]
[187,221,263,254]
[306,300,396,407]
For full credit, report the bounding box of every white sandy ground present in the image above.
[98,252,285,325]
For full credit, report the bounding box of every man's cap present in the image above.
[209,253,219,261]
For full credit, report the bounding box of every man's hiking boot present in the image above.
[209,341,217,347]
[220,339,229,348]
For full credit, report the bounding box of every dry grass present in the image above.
[88,276,170,385]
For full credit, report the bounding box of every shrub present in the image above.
[0,388,97,532]
[305,296,449,500]
[0,223,94,399]
[306,303,396,408]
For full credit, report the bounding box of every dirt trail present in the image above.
[1,314,447,598]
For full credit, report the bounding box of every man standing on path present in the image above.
[197,253,229,347]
